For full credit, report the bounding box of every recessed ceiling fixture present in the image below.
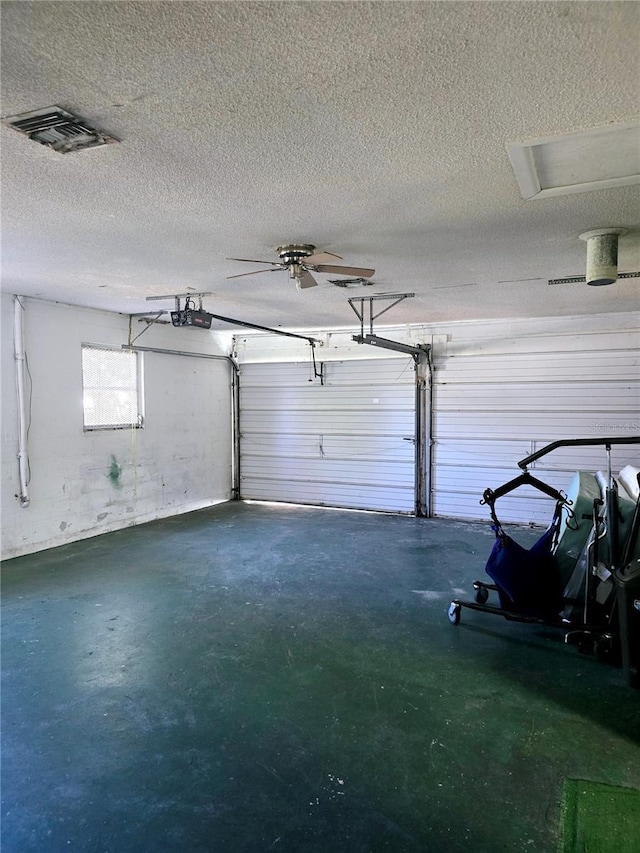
[507,121,640,200]
[2,105,118,153]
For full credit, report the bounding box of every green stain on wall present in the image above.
[108,455,123,489]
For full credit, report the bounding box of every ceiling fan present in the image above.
[226,244,375,289]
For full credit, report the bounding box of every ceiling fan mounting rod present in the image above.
[289,264,303,280]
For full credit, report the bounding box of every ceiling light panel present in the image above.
[507,121,640,200]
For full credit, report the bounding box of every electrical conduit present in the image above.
[14,296,30,506]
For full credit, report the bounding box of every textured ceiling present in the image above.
[1,1,639,330]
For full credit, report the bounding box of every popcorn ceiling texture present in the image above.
[1,1,638,327]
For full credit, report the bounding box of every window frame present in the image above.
[81,344,144,432]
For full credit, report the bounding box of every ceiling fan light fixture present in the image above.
[578,228,627,286]
[227,243,374,291]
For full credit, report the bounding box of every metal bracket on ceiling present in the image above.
[127,311,167,345]
[348,292,428,361]
[348,292,415,337]
[146,292,212,311]
[136,293,212,335]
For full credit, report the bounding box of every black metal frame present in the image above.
[517,436,640,471]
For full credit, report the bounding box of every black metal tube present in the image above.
[207,313,319,345]
[518,436,640,470]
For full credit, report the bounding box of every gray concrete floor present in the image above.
[2,501,639,852]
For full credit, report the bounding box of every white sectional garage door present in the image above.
[432,344,640,525]
[240,358,416,512]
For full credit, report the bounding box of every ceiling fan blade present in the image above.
[226,267,282,279]
[226,257,280,265]
[305,251,342,264]
[296,270,318,289]
[313,264,375,277]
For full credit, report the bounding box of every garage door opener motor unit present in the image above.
[171,297,213,330]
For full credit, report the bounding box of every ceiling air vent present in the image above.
[3,105,118,153]
[327,277,374,288]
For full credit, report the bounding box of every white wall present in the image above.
[1,295,234,558]
[234,311,640,524]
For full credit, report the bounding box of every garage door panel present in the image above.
[242,387,414,410]
[240,358,416,512]
[241,359,414,387]
[243,480,415,513]
[432,340,639,522]
[434,438,634,475]
[436,381,638,411]
[437,351,638,383]
[242,457,414,487]
[436,411,639,438]
[433,464,570,494]
[241,410,413,435]
[324,359,414,385]
[243,433,414,462]
[435,492,558,526]
[434,439,534,468]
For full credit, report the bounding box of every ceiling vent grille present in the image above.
[327,277,374,288]
[3,106,118,153]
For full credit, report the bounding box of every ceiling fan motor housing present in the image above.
[277,244,316,265]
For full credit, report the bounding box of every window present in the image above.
[82,345,143,430]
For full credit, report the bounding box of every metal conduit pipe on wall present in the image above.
[14,295,30,507]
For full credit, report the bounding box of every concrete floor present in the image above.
[2,501,639,852]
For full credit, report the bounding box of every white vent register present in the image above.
[3,105,118,154]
